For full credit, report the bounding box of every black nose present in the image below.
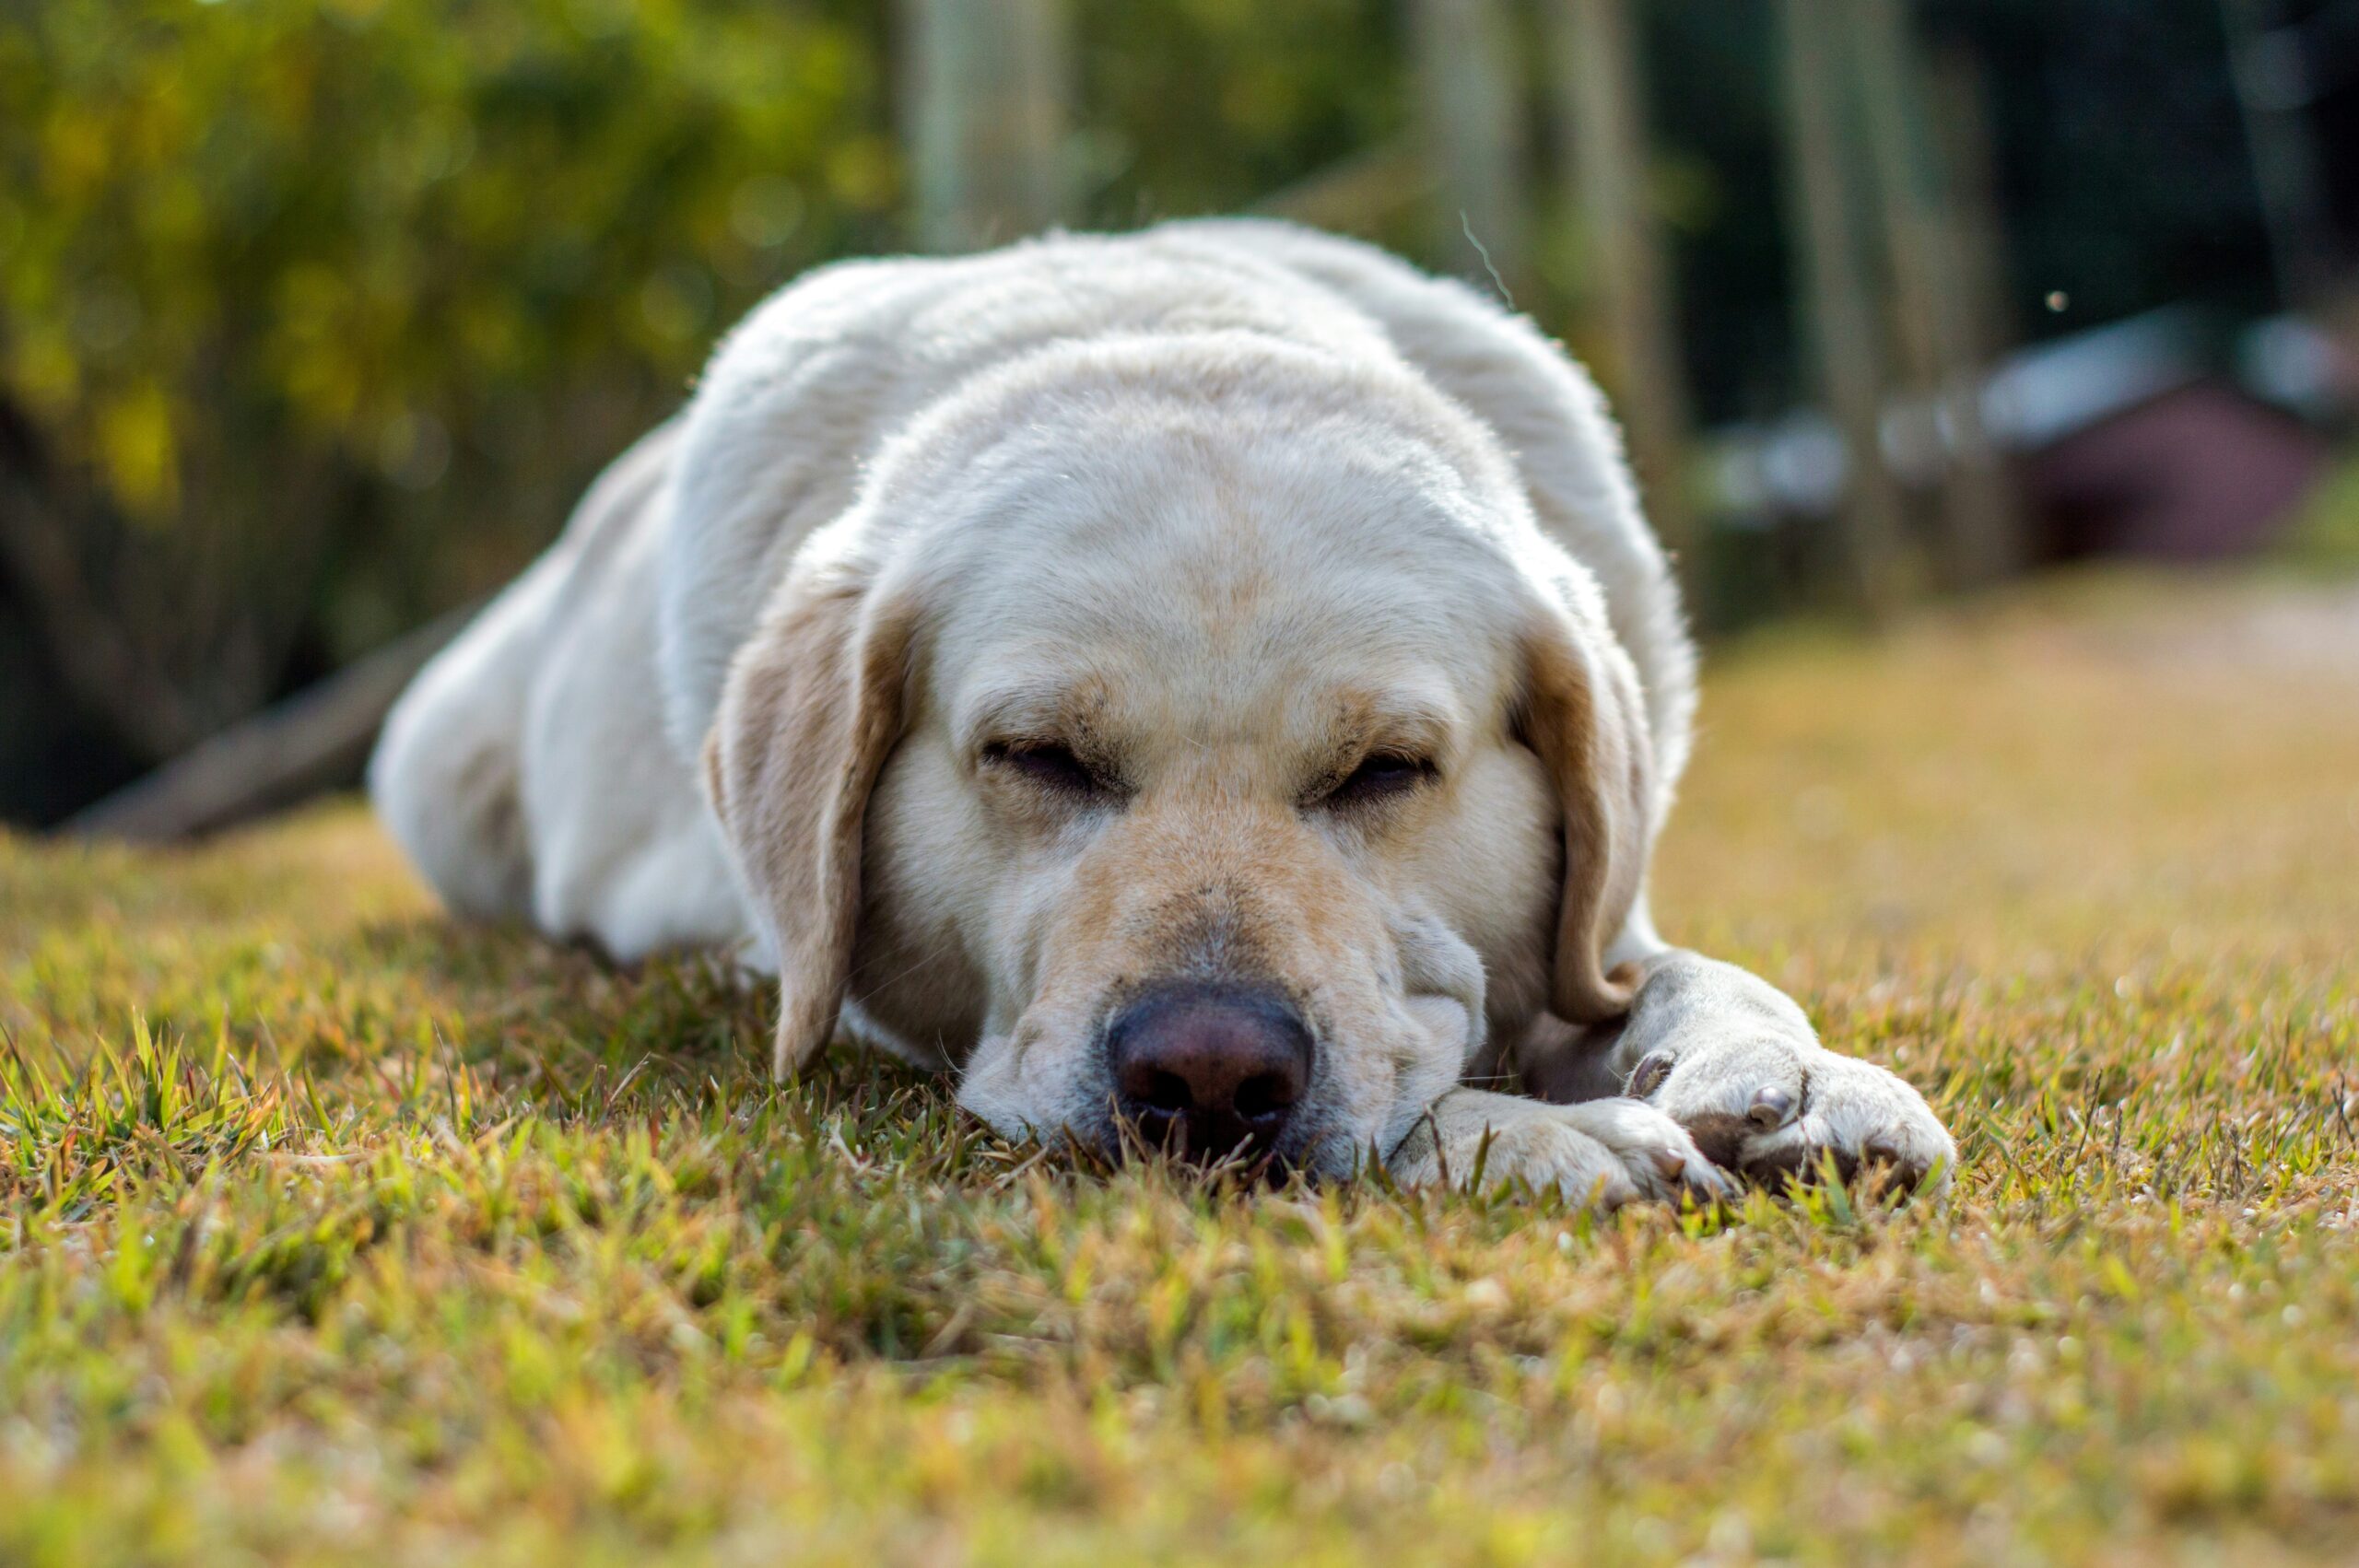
[1107,983,1315,1161]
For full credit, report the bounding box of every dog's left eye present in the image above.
[1323,752,1435,807]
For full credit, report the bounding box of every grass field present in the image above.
[5,570,2356,1565]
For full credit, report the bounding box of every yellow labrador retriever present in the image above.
[372,220,1953,1205]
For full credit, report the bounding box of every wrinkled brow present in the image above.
[955,676,1114,751]
[1304,686,1464,776]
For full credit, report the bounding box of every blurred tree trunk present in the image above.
[1927,44,2016,355]
[2219,0,2337,309]
[899,0,1073,252]
[1409,0,1531,301]
[1929,40,2029,585]
[1854,0,2020,590]
[1775,0,1906,622]
[1546,0,1698,582]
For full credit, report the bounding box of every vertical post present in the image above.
[2219,0,2337,309]
[1410,0,1532,301]
[1854,0,2020,589]
[1549,0,1700,578]
[1929,41,2028,584]
[1928,44,2017,358]
[1776,0,1906,621]
[900,0,1072,253]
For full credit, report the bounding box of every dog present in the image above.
[371,220,1954,1205]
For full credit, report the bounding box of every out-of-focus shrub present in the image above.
[0,0,893,765]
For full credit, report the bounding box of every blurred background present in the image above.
[6,0,2359,832]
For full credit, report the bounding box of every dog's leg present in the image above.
[1530,952,1956,1193]
[1385,1088,1733,1210]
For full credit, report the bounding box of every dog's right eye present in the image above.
[1323,751,1435,808]
[982,740,1107,797]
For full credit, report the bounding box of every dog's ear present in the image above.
[704,562,918,1075]
[1516,591,1657,1026]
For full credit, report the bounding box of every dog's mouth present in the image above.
[1102,1106,1316,1181]
[1110,1094,1303,1168]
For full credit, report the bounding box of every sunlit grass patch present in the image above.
[3,572,2356,1565]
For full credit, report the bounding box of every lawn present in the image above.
[4,570,2356,1566]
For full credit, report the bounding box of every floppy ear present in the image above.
[703,564,918,1075]
[1517,595,1658,1026]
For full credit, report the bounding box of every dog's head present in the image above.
[704,334,1656,1176]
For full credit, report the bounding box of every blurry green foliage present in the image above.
[1070,0,1403,222]
[0,0,893,756]
[4,0,895,511]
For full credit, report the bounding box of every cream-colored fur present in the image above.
[372,221,1952,1204]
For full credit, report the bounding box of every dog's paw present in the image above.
[1399,1095,1734,1211]
[1630,1035,1955,1196]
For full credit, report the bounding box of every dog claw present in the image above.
[1650,1146,1687,1180]
[1749,1084,1796,1129]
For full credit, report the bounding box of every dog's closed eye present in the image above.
[983,740,1120,799]
[1320,752,1437,809]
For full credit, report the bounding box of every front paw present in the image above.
[1630,1034,1955,1196]
[1394,1094,1735,1211]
